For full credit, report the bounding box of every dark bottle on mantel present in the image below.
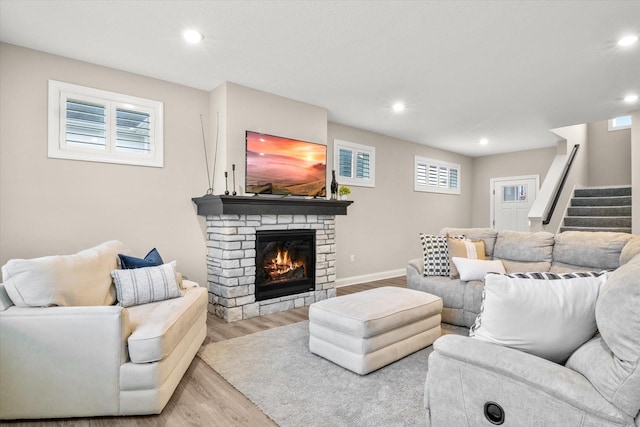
[330,170,338,200]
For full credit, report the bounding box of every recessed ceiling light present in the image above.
[624,94,639,103]
[392,102,405,113]
[479,138,489,145]
[183,29,204,44]
[618,35,638,47]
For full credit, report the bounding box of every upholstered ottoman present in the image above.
[309,286,443,374]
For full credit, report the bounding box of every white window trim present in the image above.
[608,116,632,131]
[333,139,375,188]
[48,80,164,167]
[414,156,461,195]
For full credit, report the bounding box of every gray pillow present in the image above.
[111,262,181,307]
[565,254,640,418]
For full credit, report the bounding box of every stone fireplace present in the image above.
[193,195,352,322]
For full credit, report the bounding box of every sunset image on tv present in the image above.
[246,131,326,197]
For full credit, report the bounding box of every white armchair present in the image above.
[0,241,208,420]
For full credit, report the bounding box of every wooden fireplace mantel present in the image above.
[192,194,353,216]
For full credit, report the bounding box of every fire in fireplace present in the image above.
[255,229,316,301]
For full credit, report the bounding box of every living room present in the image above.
[1,1,639,425]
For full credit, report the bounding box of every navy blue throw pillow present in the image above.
[118,248,164,269]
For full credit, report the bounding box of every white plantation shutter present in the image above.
[334,139,375,187]
[65,98,107,149]
[414,156,460,194]
[49,80,163,167]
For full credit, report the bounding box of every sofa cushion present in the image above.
[126,286,207,363]
[419,234,450,276]
[452,258,505,281]
[493,231,554,272]
[447,238,486,279]
[1,241,125,307]
[620,236,640,266]
[470,271,607,364]
[118,248,164,269]
[566,254,640,418]
[552,231,633,271]
[111,262,181,308]
[440,228,497,258]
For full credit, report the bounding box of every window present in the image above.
[333,139,375,187]
[48,80,164,167]
[414,156,460,195]
[608,115,632,131]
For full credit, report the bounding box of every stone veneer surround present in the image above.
[206,214,337,322]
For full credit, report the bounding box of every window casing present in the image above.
[608,115,632,131]
[333,139,375,187]
[48,80,164,167]
[414,156,460,195]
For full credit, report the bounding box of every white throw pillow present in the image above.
[470,271,607,364]
[1,241,125,307]
[111,261,181,307]
[451,257,505,281]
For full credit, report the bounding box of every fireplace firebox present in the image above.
[255,229,316,301]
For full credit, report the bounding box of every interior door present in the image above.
[492,176,538,231]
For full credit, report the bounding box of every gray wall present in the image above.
[327,123,473,283]
[0,43,211,285]
[587,119,631,186]
[471,147,557,228]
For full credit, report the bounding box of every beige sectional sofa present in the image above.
[0,241,208,420]
[407,228,639,327]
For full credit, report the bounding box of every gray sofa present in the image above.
[407,228,638,327]
[407,229,640,426]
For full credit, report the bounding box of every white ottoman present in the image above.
[309,286,443,375]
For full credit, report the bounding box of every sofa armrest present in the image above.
[0,305,131,419]
[426,335,633,426]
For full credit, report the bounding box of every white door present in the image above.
[491,176,538,232]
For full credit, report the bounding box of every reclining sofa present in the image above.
[407,228,638,327]
[0,241,208,420]
[407,229,640,426]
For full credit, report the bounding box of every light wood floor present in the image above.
[3,277,407,427]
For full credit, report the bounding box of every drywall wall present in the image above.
[0,43,211,284]
[471,146,557,228]
[327,123,473,284]
[587,119,631,186]
[223,82,328,194]
[633,110,640,235]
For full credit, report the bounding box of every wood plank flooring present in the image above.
[3,276,407,427]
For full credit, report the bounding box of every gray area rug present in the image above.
[199,321,466,427]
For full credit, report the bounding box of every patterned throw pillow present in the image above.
[447,238,486,279]
[111,261,181,307]
[470,271,607,364]
[419,234,450,276]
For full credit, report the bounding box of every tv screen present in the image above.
[245,131,327,197]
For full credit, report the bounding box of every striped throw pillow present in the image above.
[111,261,181,307]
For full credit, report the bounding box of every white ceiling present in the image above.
[1,0,639,157]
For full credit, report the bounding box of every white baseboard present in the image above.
[335,268,406,287]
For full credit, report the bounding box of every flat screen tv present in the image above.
[245,131,327,197]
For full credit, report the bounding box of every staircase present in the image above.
[560,186,632,233]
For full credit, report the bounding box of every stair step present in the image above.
[559,226,632,234]
[571,196,632,207]
[574,186,631,198]
[567,206,632,217]
[563,216,631,228]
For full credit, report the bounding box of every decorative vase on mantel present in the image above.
[330,170,338,200]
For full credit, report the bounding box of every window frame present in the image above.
[333,139,375,188]
[414,156,461,195]
[608,115,632,131]
[48,80,164,167]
